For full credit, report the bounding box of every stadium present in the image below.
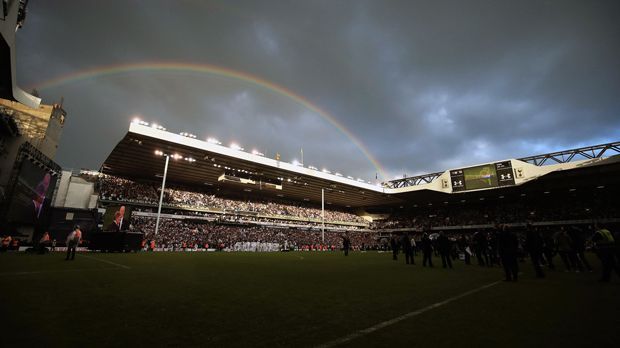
[2,2,620,347]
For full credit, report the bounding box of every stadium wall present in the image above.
[53,172,96,209]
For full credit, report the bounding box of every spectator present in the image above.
[437,231,453,269]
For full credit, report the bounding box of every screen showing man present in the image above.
[6,160,57,224]
[102,205,131,232]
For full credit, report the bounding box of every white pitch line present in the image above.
[81,255,131,269]
[315,280,501,348]
[0,267,121,276]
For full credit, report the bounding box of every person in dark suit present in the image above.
[498,224,519,281]
[402,233,414,265]
[487,230,499,267]
[117,205,126,231]
[7,173,51,225]
[473,231,489,266]
[390,234,399,261]
[458,234,471,265]
[437,231,453,269]
[341,232,351,256]
[421,232,433,267]
[107,211,122,232]
[542,228,556,270]
[568,225,592,272]
[525,224,545,278]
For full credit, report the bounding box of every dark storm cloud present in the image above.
[15,0,620,181]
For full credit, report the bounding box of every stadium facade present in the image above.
[44,120,613,249]
[0,0,41,109]
[99,121,619,211]
[0,0,65,241]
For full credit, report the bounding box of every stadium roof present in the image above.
[101,122,620,209]
[0,0,42,109]
[101,123,404,208]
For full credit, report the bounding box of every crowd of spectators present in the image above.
[98,175,157,203]
[129,207,365,231]
[379,222,620,272]
[372,192,618,230]
[99,175,618,235]
[133,216,378,251]
[99,175,365,224]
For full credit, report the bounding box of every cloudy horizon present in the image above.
[15,0,620,181]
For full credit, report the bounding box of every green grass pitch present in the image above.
[1,251,618,347]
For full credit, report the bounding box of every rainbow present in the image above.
[31,62,388,180]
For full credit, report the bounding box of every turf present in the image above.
[1,251,618,347]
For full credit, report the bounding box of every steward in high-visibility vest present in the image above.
[1,236,11,252]
[38,232,51,254]
[593,228,614,247]
[592,225,620,282]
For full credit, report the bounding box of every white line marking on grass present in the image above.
[81,255,131,269]
[0,267,122,276]
[315,280,501,348]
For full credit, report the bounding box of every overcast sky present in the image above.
[15,0,620,181]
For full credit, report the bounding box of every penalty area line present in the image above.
[315,280,501,348]
[81,255,131,269]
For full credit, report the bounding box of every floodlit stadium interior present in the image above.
[2,2,620,347]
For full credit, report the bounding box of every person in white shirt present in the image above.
[65,225,82,261]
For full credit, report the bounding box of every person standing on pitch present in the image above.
[542,228,556,270]
[0,235,11,252]
[402,232,414,265]
[390,234,399,261]
[568,225,592,272]
[38,231,51,254]
[498,224,519,281]
[525,224,545,278]
[421,232,434,267]
[437,231,453,269]
[473,230,488,266]
[554,227,575,272]
[341,232,351,256]
[592,224,620,282]
[458,234,471,265]
[65,225,82,261]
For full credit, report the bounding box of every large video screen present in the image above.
[463,164,498,190]
[102,204,133,232]
[6,159,58,224]
[450,161,515,192]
